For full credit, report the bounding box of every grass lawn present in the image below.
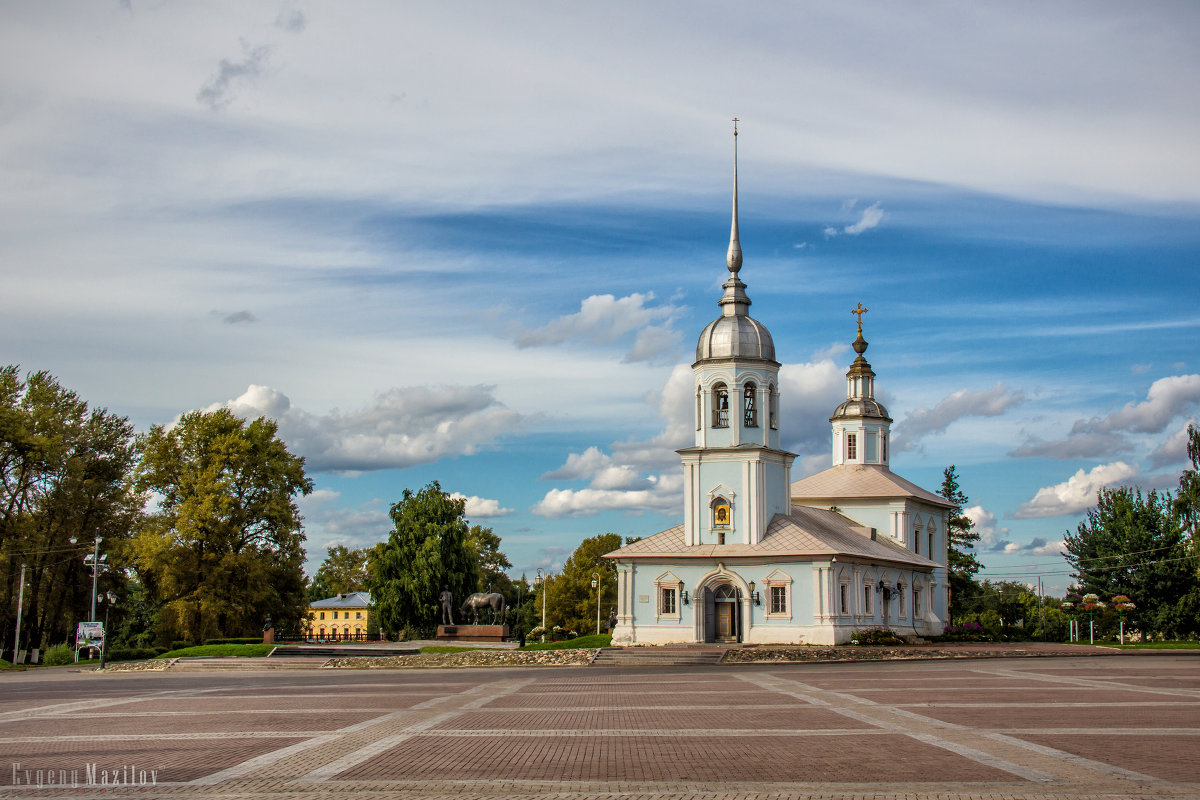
[157,643,276,659]
[520,634,611,651]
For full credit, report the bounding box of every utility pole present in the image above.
[12,563,26,663]
[592,572,601,635]
[86,534,105,621]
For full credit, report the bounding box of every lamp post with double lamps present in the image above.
[98,591,117,669]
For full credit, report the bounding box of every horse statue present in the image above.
[460,592,506,625]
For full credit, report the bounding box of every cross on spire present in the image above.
[851,302,869,333]
[732,117,738,136]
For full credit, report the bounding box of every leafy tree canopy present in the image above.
[367,482,479,638]
[308,545,370,601]
[540,533,622,636]
[1064,486,1196,639]
[131,408,312,644]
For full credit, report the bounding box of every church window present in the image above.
[928,531,935,559]
[770,586,787,614]
[839,583,848,614]
[846,433,857,460]
[768,384,778,429]
[863,584,873,614]
[712,384,729,428]
[695,388,702,431]
[914,528,920,555]
[881,433,887,461]
[743,383,758,427]
[660,587,676,615]
[914,588,923,617]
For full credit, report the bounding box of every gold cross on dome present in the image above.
[732,117,739,136]
[851,302,869,332]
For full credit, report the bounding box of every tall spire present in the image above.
[726,117,742,274]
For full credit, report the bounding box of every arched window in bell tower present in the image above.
[712,383,729,428]
[743,382,758,427]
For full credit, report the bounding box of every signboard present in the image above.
[76,621,104,647]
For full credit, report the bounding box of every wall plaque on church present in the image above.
[713,501,730,527]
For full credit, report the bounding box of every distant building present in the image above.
[306,591,373,640]
[604,130,950,645]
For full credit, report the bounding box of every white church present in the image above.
[605,130,951,646]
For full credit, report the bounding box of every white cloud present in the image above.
[297,490,390,572]
[532,473,683,518]
[214,383,522,472]
[824,202,885,237]
[1147,419,1196,469]
[1013,461,1139,519]
[844,202,885,235]
[449,493,515,518]
[895,382,1026,450]
[1009,374,1200,459]
[1094,374,1200,434]
[513,293,680,363]
[964,505,1011,551]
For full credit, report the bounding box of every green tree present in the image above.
[131,409,312,644]
[467,524,514,598]
[940,465,982,624]
[540,533,622,635]
[1064,486,1196,639]
[308,545,370,601]
[367,482,478,639]
[1,367,141,650]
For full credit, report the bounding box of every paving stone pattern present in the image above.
[1,654,1198,799]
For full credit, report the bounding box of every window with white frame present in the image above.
[839,582,848,615]
[914,587,923,617]
[846,433,857,460]
[655,572,683,621]
[764,570,791,618]
[863,583,873,615]
[660,587,676,615]
[770,586,787,615]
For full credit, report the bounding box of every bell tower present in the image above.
[679,121,796,547]
[831,305,893,467]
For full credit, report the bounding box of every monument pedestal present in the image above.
[436,624,509,642]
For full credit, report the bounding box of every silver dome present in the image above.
[830,397,891,421]
[696,315,776,361]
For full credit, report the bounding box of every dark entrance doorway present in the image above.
[713,584,740,643]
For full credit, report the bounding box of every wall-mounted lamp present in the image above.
[681,590,690,606]
[748,581,761,606]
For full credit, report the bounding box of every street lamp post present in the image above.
[591,572,601,635]
[536,568,546,642]
[84,534,106,621]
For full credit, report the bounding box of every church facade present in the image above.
[604,131,951,646]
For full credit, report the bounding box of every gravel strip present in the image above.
[324,649,600,669]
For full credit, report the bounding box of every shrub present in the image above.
[849,628,905,646]
[935,622,992,642]
[43,643,74,666]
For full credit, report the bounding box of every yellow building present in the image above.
[306,591,373,640]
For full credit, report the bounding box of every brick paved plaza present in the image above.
[2,654,1198,799]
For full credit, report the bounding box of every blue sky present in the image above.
[2,2,1198,594]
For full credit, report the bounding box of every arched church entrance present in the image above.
[709,584,741,643]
